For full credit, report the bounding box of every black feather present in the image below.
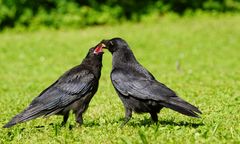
[3,47,103,128]
[102,37,202,126]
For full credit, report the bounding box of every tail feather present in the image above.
[3,112,45,128]
[3,105,48,128]
[161,96,202,117]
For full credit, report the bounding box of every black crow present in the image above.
[100,38,202,127]
[3,45,104,128]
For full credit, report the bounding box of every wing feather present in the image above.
[111,68,176,101]
[3,69,96,128]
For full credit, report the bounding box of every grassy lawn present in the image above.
[0,14,239,143]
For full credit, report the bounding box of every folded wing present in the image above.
[3,68,95,128]
[111,68,201,117]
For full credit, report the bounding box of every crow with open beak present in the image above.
[3,44,104,128]
[100,38,202,127]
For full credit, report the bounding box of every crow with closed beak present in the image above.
[3,45,104,128]
[100,38,202,127]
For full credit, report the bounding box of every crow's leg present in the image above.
[150,112,158,122]
[76,113,83,125]
[120,108,132,128]
[75,107,86,125]
[61,112,69,126]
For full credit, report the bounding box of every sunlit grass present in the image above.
[0,14,239,143]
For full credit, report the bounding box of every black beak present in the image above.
[101,43,106,49]
[100,40,109,49]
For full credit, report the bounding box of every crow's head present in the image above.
[93,43,105,55]
[100,38,129,53]
[86,44,104,60]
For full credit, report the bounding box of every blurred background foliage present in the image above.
[0,0,240,30]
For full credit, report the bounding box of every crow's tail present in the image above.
[160,96,202,118]
[3,105,47,128]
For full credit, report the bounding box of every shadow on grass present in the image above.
[117,118,204,128]
[33,120,101,130]
[31,118,203,130]
[159,120,204,128]
[42,120,100,127]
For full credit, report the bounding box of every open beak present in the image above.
[94,43,106,54]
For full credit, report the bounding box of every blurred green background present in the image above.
[1,1,240,143]
[1,0,240,30]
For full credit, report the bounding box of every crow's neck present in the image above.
[112,47,155,80]
[112,48,138,69]
[82,58,102,79]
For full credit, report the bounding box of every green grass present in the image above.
[0,14,240,143]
